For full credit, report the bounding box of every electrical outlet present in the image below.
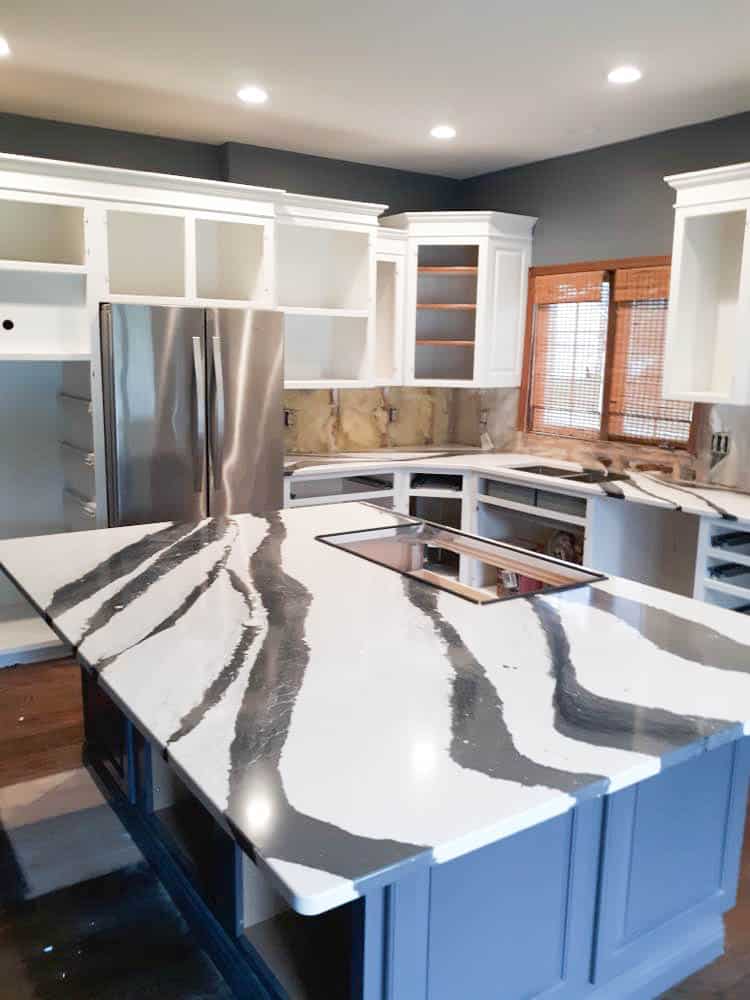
[388,407,399,424]
[284,409,296,428]
[479,408,489,428]
[711,431,730,457]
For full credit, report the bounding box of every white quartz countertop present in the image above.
[285,450,750,522]
[2,504,750,915]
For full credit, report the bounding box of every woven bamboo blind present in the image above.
[608,266,693,445]
[529,271,609,438]
[534,270,608,305]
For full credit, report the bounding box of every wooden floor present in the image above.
[1,658,750,998]
[0,658,83,787]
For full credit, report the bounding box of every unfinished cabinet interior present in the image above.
[380,211,535,387]
[664,163,750,404]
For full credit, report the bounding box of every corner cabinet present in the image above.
[663,163,750,404]
[379,211,536,387]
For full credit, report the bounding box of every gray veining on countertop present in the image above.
[285,449,750,522]
[2,503,750,914]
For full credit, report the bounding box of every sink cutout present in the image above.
[318,519,605,605]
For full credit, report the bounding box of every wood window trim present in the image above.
[517,255,699,454]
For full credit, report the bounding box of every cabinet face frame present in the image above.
[374,250,406,386]
[404,235,483,388]
[665,200,750,405]
[478,237,532,388]
[665,159,750,406]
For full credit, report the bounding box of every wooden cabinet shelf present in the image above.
[416,339,474,347]
[416,303,476,311]
[417,266,478,275]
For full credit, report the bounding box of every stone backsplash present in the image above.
[283,388,455,453]
[284,386,750,490]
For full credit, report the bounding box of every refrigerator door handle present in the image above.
[211,335,225,491]
[192,336,206,493]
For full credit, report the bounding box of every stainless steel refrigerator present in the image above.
[101,303,283,526]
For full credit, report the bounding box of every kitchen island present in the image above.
[2,502,750,999]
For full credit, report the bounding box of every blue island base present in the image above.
[82,670,750,1000]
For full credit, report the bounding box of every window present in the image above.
[521,259,695,448]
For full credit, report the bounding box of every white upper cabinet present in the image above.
[374,228,407,385]
[664,163,750,405]
[275,194,384,389]
[379,211,536,387]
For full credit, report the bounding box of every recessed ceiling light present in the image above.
[607,65,642,84]
[0,36,11,58]
[237,85,269,105]
[430,124,456,140]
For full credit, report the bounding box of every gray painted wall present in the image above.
[3,108,750,252]
[0,112,456,213]
[457,111,750,265]
[220,142,457,213]
[0,112,222,179]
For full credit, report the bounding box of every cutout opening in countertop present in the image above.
[317,519,605,605]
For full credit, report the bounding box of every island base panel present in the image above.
[81,669,750,999]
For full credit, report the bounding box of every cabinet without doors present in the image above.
[379,211,536,387]
[664,163,750,405]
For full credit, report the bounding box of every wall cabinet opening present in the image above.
[195,219,266,302]
[0,199,85,266]
[284,314,368,384]
[276,225,370,310]
[0,271,88,359]
[375,258,400,382]
[107,210,185,297]
[415,244,478,381]
[668,210,747,399]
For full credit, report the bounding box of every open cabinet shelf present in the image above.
[415,339,474,347]
[0,353,91,362]
[0,199,86,266]
[283,312,369,385]
[276,224,370,310]
[665,208,748,401]
[107,209,186,297]
[0,261,87,275]
[413,241,478,382]
[664,165,750,404]
[195,218,267,302]
[281,306,368,318]
[0,271,89,361]
[416,303,476,310]
[417,265,478,274]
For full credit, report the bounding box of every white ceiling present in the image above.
[1,1,750,179]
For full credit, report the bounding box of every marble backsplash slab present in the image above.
[283,386,750,491]
[283,388,455,453]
